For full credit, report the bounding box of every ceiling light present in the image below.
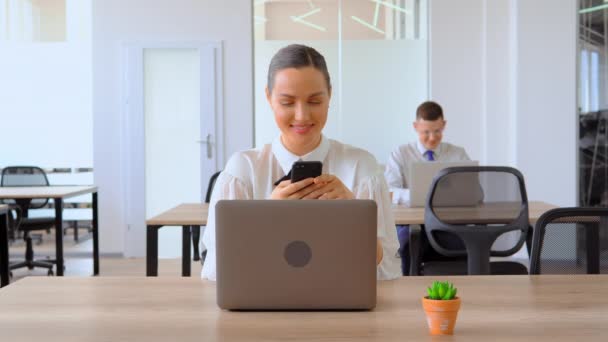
[370,0,411,15]
[351,16,385,34]
[290,7,326,32]
[580,3,608,14]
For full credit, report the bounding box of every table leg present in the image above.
[192,226,201,261]
[54,198,64,276]
[0,212,9,287]
[92,192,99,275]
[146,225,160,276]
[182,225,191,277]
[586,220,601,274]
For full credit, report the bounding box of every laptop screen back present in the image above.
[215,199,377,310]
[408,161,479,207]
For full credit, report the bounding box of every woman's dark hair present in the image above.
[267,44,331,93]
[416,101,444,121]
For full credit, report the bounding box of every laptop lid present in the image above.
[408,161,479,207]
[215,200,377,310]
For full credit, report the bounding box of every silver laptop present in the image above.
[215,200,377,310]
[408,161,479,207]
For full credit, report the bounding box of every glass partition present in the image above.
[254,0,428,165]
[1,0,67,42]
[579,0,608,206]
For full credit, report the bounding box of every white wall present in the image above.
[0,0,92,169]
[92,0,253,254]
[484,0,516,166]
[515,0,577,206]
[430,0,577,206]
[429,0,484,160]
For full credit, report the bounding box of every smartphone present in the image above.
[291,161,323,183]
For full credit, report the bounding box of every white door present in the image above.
[123,42,223,258]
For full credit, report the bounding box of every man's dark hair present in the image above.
[267,44,331,93]
[416,101,444,121]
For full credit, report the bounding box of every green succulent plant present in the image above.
[426,281,458,300]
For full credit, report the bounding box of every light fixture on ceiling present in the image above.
[352,1,384,34]
[290,8,326,32]
[370,0,411,15]
[580,3,608,14]
[254,15,267,26]
[351,16,384,34]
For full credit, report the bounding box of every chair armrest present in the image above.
[409,224,422,276]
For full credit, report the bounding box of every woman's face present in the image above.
[266,67,331,156]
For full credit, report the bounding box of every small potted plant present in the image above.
[422,281,461,335]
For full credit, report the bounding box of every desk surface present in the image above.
[0,185,97,199]
[0,275,605,341]
[146,201,557,226]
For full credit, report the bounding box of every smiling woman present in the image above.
[265,45,331,156]
[201,44,401,281]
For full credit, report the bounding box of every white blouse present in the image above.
[202,135,401,281]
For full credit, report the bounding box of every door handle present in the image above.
[196,134,213,159]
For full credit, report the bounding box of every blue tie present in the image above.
[425,150,435,161]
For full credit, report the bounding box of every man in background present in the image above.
[384,101,470,275]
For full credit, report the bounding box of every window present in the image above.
[578,0,608,206]
[1,0,66,42]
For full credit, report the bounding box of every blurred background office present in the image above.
[1,0,603,270]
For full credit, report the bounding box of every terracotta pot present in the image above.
[421,297,461,335]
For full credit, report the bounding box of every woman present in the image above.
[202,44,400,280]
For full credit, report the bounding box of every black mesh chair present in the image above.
[192,170,221,263]
[1,166,56,275]
[411,166,529,275]
[530,207,608,274]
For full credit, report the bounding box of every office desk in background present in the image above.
[0,205,8,287]
[0,275,605,341]
[0,186,99,285]
[145,201,558,277]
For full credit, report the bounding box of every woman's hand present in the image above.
[271,178,321,199]
[302,174,354,200]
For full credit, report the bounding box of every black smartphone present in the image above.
[291,161,323,183]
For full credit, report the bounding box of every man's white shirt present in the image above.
[384,141,470,205]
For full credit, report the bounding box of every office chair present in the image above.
[1,166,57,276]
[530,207,608,274]
[192,170,221,263]
[410,166,529,275]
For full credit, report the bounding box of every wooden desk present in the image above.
[0,186,99,281]
[394,200,556,225]
[146,201,557,277]
[0,205,8,287]
[146,204,207,277]
[0,275,606,341]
